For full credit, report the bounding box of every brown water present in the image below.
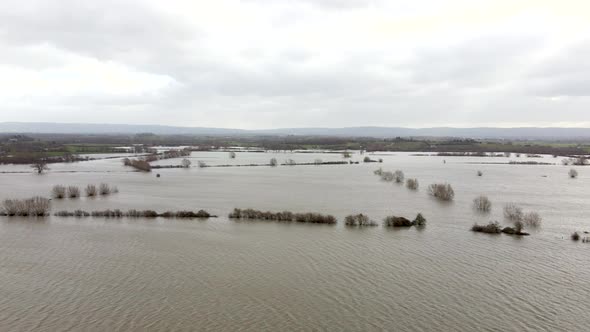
[1,152,589,331]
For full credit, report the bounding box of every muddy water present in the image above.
[1,152,589,331]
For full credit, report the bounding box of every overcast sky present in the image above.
[1,0,590,129]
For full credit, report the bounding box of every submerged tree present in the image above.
[31,160,49,174]
[181,158,192,168]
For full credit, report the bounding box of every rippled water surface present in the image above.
[1,152,589,331]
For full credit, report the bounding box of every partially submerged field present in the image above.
[1,151,589,331]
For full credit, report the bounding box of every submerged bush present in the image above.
[428,183,455,201]
[522,212,542,228]
[473,195,492,212]
[503,203,523,221]
[85,184,97,197]
[99,183,112,195]
[67,186,80,198]
[344,214,377,226]
[380,171,394,181]
[471,222,502,234]
[229,208,336,224]
[393,170,405,183]
[406,178,419,190]
[383,216,413,227]
[413,213,427,226]
[52,185,66,199]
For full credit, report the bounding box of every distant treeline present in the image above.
[2,134,589,165]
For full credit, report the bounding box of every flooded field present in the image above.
[1,152,589,331]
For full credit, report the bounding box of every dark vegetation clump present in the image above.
[1,197,50,216]
[383,216,413,227]
[571,232,580,241]
[471,222,502,234]
[413,213,427,226]
[344,214,377,226]
[228,208,336,224]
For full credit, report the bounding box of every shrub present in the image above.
[314,159,323,165]
[67,186,80,198]
[285,159,296,166]
[383,216,413,227]
[270,158,278,167]
[412,213,426,226]
[294,213,337,224]
[503,203,523,221]
[99,183,112,195]
[198,161,207,168]
[428,183,455,201]
[373,168,383,176]
[52,185,66,199]
[569,169,578,178]
[229,151,236,159]
[393,170,404,183]
[571,232,580,241]
[363,156,376,163]
[406,178,419,190]
[380,171,394,182]
[344,214,377,226]
[342,151,352,158]
[473,195,492,212]
[471,222,502,234]
[477,170,483,177]
[522,212,542,228]
[85,184,97,197]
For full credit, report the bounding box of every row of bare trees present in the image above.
[52,184,117,199]
[1,197,50,216]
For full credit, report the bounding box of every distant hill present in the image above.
[0,122,589,139]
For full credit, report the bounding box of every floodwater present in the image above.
[1,152,589,331]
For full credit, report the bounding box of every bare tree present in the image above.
[31,160,49,174]
[473,195,492,212]
[428,183,455,201]
[503,203,523,221]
